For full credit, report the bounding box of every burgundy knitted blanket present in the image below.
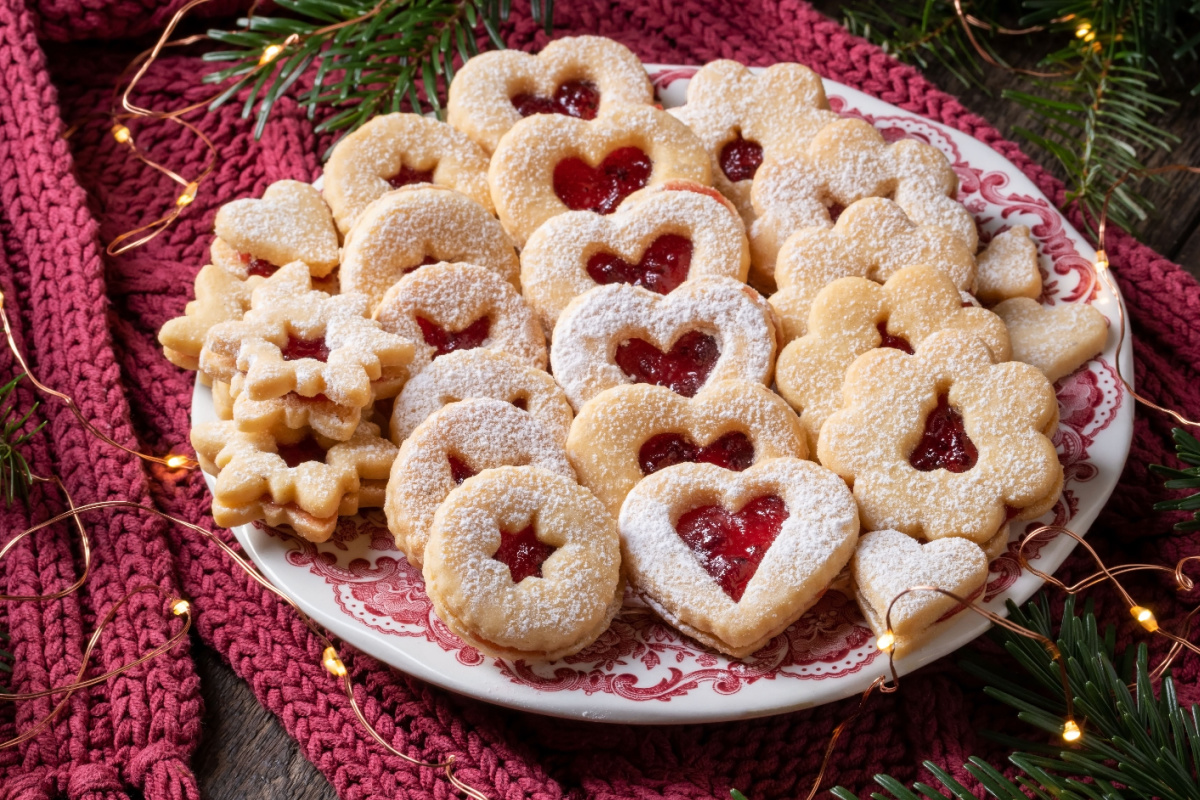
[1,1,1199,798]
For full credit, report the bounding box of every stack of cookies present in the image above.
[165,36,1110,662]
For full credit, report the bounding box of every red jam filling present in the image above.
[401,255,440,276]
[239,251,280,278]
[281,335,330,362]
[416,316,491,358]
[614,331,719,398]
[275,437,327,468]
[718,134,763,182]
[511,397,528,411]
[909,395,978,473]
[827,202,846,223]
[638,432,755,475]
[511,80,600,119]
[675,495,788,602]
[553,146,652,215]
[447,455,476,485]
[876,322,913,354]
[387,165,435,189]
[492,524,556,583]
[586,234,693,294]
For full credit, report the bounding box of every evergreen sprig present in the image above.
[201,0,553,146]
[1150,427,1200,531]
[0,374,42,507]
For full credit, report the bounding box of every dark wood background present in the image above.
[192,4,1200,797]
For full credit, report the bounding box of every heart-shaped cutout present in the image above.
[619,458,858,657]
[614,331,719,398]
[719,133,764,182]
[416,315,492,358]
[387,164,435,189]
[214,180,340,275]
[993,297,1108,383]
[492,524,558,582]
[553,146,653,214]
[512,80,600,119]
[639,431,755,475]
[908,394,977,473]
[586,234,693,294]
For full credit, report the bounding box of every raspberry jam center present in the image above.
[638,432,755,475]
[275,437,327,468]
[416,316,491,358]
[614,331,719,398]
[447,455,476,485]
[511,80,600,119]
[675,495,788,602]
[909,395,978,473]
[401,255,440,276]
[281,335,330,362]
[586,234,693,294]
[388,165,435,189]
[239,251,280,278]
[719,134,764,182]
[553,146,652,214]
[492,524,556,583]
[876,322,914,354]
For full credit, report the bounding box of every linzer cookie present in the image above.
[619,459,859,658]
[390,349,573,445]
[159,264,258,372]
[669,60,838,226]
[385,398,575,566]
[447,35,654,153]
[211,180,340,279]
[775,265,1010,453]
[373,262,546,378]
[340,186,520,311]
[975,227,1043,304]
[323,113,493,233]
[520,182,750,334]
[818,329,1062,544]
[488,105,711,247]
[993,298,1107,382]
[550,277,777,411]
[749,118,977,283]
[566,381,807,518]
[423,466,623,660]
[769,198,977,341]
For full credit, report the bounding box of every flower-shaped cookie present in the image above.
[212,180,340,278]
[339,185,519,311]
[550,277,778,411]
[159,264,258,372]
[975,227,1042,304]
[520,181,749,334]
[567,380,807,518]
[390,349,573,445]
[447,35,654,153]
[669,60,838,226]
[373,262,546,378]
[488,104,711,247]
[776,264,1011,453]
[423,466,623,660]
[322,112,493,233]
[993,298,1108,382]
[385,398,575,566]
[192,418,398,542]
[749,118,976,283]
[818,329,1062,544]
[770,198,977,341]
[619,458,859,658]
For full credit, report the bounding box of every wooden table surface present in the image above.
[192,6,1200,798]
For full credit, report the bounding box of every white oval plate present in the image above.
[193,65,1133,724]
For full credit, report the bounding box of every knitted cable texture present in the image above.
[1,1,1198,798]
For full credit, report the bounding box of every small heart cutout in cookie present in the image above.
[416,315,492,358]
[639,431,755,475]
[909,395,977,473]
[387,165,435,189]
[586,233,693,294]
[275,436,327,468]
[553,146,653,214]
[615,331,719,397]
[719,134,763,182]
[676,494,788,601]
[512,80,600,119]
[493,524,557,583]
[281,335,331,363]
[447,455,477,485]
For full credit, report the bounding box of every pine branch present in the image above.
[0,374,43,507]
[1150,428,1200,531]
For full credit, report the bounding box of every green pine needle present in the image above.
[1150,427,1200,531]
[0,374,43,507]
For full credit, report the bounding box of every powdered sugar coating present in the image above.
[214,180,340,275]
[619,458,859,658]
[550,277,777,411]
[323,112,493,233]
[567,380,807,518]
[385,398,575,566]
[340,185,520,311]
[974,226,1042,304]
[521,186,749,335]
[373,262,547,378]
[770,198,977,341]
[993,297,1108,383]
[423,466,622,660]
[818,329,1063,543]
[488,105,712,248]
[447,36,654,153]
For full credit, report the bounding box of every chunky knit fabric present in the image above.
[1,1,1198,798]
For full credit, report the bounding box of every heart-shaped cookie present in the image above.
[975,227,1042,304]
[993,297,1108,383]
[520,182,749,334]
[447,35,654,153]
[550,277,777,411]
[567,380,807,518]
[213,180,340,277]
[852,529,988,657]
[322,112,493,233]
[619,458,859,658]
[488,104,711,247]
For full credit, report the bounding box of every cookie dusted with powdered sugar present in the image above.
[211,180,340,278]
[993,298,1108,383]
